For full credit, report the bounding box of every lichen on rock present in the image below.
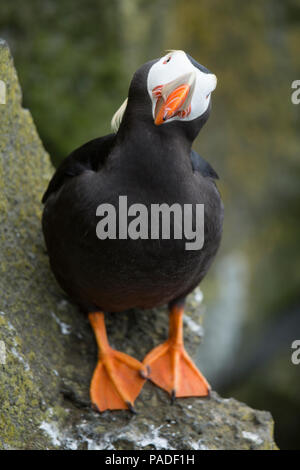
[0,39,278,450]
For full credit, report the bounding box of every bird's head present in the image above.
[112,50,217,142]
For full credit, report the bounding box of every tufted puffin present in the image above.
[42,50,223,413]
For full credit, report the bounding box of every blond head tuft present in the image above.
[111,98,128,133]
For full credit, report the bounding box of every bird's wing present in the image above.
[190,149,219,180]
[42,134,116,203]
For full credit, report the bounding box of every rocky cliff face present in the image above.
[0,39,277,450]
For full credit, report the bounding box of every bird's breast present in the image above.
[43,169,222,311]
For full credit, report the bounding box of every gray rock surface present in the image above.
[0,39,277,450]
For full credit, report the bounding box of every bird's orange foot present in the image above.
[89,312,148,413]
[143,340,210,400]
[90,348,148,412]
[143,304,210,400]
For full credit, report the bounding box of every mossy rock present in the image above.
[0,39,277,450]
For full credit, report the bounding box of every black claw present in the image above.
[126,401,137,414]
[139,364,151,379]
[91,403,100,414]
[171,389,176,405]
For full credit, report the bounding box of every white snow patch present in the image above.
[0,340,6,364]
[39,421,78,450]
[190,440,211,450]
[77,422,173,450]
[86,439,107,451]
[51,312,71,335]
[242,431,263,446]
[65,438,78,450]
[39,422,61,447]
[126,424,173,450]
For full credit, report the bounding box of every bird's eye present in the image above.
[163,56,172,64]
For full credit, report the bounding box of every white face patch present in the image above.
[147,50,217,124]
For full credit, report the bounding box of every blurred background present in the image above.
[1,0,299,449]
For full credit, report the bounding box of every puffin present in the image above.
[42,50,223,413]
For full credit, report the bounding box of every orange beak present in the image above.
[154,84,190,126]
